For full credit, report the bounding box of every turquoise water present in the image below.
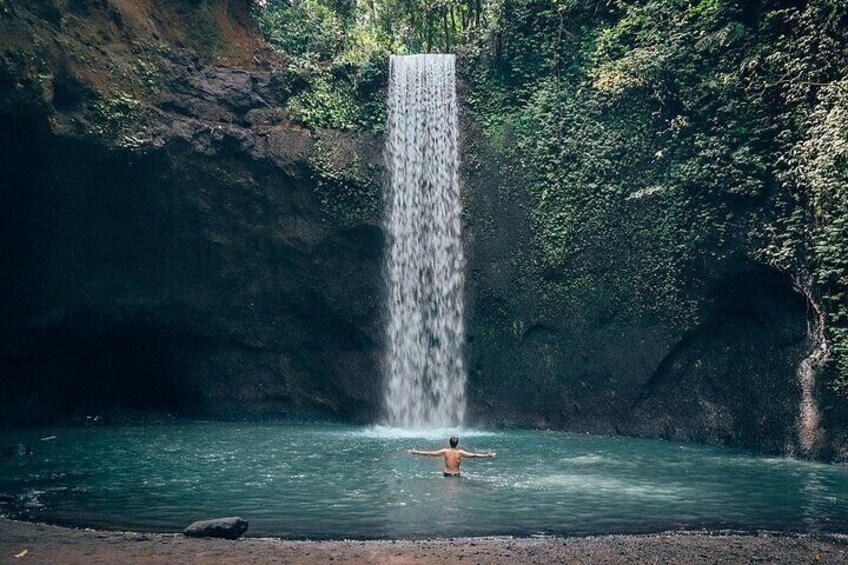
[1,422,847,538]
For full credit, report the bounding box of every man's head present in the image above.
[449,436,459,448]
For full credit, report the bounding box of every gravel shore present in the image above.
[2,519,847,564]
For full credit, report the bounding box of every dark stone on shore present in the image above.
[184,517,249,540]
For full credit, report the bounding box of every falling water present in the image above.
[796,282,829,455]
[382,54,466,429]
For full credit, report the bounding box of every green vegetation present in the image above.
[310,136,382,226]
[256,0,489,59]
[253,0,848,391]
[90,90,151,151]
[253,0,493,131]
[284,54,387,131]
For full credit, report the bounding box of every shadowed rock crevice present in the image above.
[626,264,809,452]
[0,324,245,424]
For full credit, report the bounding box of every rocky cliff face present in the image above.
[1,0,845,460]
[463,143,812,453]
[0,0,384,424]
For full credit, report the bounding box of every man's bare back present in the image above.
[407,436,495,476]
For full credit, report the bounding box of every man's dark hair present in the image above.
[449,436,459,448]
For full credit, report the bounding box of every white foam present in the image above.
[530,474,690,500]
[562,454,609,465]
[351,425,496,440]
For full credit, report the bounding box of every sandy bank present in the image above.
[1,519,847,564]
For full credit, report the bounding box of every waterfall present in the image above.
[798,341,825,454]
[796,281,829,455]
[382,54,466,429]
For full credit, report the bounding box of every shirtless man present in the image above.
[407,436,496,477]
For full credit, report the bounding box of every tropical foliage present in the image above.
[254,0,848,392]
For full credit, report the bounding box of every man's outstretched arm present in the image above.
[407,448,446,457]
[459,450,496,458]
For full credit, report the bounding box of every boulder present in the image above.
[184,517,249,540]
